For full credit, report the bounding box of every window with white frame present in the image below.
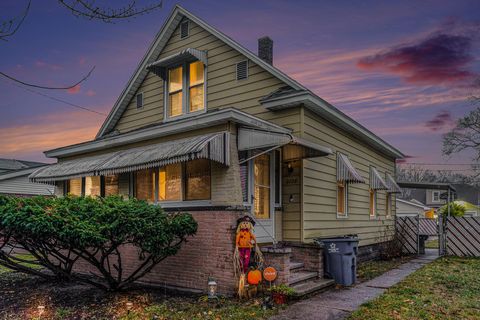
[337,181,348,217]
[432,190,441,203]
[369,189,377,218]
[166,61,205,119]
[240,150,281,212]
[66,176,120,197]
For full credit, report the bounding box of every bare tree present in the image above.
[1,0,163,90]
[443,107,480,161]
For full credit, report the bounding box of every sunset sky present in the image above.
[1,0,479,167]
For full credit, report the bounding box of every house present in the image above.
[396,198,431,218]
[0,159,54,197]
[29,6,403,294]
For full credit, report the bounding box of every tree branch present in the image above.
[0,1,31,42]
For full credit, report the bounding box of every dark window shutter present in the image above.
[236,60,248,80]
[180,20,189,39]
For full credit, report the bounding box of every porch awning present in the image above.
[385,173,402,193]
[370,167,389,190]
[30,132,229,182]
[146,48,207,78]
[337,153,365,183]
[237,127,332,160]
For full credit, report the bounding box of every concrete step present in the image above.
[289,261,305,271]
[292,278,335,297]
[288,271,318,286]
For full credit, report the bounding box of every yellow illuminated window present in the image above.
[68,178,82,196]
[370,189,376,217]
[135,169,155,203]
[254,154,270,219]
[105,175,119,196]
[337,182,347,216]
[159,163,182,201]
[168,66,183,117]
[189,61,204,112]
[185,159,210,200]
[85,176,101,197]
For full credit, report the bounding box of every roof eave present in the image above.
[262,93,405,159]
[45,108,291,159]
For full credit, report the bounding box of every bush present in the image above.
[439,202,465,217]
[0,195,197,290]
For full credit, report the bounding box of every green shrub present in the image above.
[439,202,466,217]
[0,195,197,290]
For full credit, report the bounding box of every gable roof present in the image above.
[0,158,46,172]
[96,5,304,139]
[96,5,403,159]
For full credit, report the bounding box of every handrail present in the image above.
[247,213,278,247]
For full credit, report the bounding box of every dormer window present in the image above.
[166,60,205,119]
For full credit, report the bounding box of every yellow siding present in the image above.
[113,19,291,133]
[301,108,397,246]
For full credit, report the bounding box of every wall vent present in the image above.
[236,60,248,80]
[180,20,189,39]
[136,93,143,109]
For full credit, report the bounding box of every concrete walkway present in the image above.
[270,249,439,320]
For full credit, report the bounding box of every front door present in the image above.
[252,153,275,243]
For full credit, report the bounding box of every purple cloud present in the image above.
[425,111,455,131]
[357,33,476,85]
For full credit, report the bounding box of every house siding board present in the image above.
[113,19,290,134]
[0,176,54,196]
[301,108,396,246]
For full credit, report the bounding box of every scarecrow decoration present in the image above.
[233,215,264,298]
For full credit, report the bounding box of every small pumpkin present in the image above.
[247,269,262,285]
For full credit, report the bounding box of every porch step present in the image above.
[289,261,304,271]
[292,278,335,297]
[288,271,318,286]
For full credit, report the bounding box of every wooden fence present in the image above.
[419,218,438,236]
[396,216,419,254]
[446,217,480,257]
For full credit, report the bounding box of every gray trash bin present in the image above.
[315,235,359,286]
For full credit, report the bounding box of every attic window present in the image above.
[136,93,143,109]
[180,20,189,39]
[236,60,248,80]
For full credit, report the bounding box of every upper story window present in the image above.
[432,190,441,202]
[166,61,205,119]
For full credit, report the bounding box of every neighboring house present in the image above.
[396,199,431,218]
[0,160,54,197]
[0,158,46,174]
[407,183,479,210]
[29,6,403,294]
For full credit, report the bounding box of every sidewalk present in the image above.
[270,249,439,320]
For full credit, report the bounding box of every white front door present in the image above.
[252,153,275,243]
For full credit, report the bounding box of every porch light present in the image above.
[37,305,45,316]
[289,194,294,203]
[208,277,218,299]
[287,162,294,174]
[126,301,133,313]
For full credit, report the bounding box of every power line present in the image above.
[398,163,478,166]
[1,77,107,116]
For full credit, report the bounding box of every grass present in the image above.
[349,256,480,319]
[425,238,439,249]
[357,256,413,282]
[0,253,42,274]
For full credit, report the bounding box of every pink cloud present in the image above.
[357,33,476,86]
[79,57,87,65]
[425,111,456,131]
[67,84,81,94]
[85,89,96,97]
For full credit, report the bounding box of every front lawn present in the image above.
[357,256,413,282]
[425,238,439,249]
[0,267,279,320]
[349,257,480,319]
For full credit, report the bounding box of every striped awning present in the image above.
[385,173,402,193]
[146,48,207,78]
[337,153,365,183]
[30,132,229,182]
[370,167,389,190]
[237,127,332,159]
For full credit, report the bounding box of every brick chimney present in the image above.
[258,36,273,65]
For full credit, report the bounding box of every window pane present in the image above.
[159,163,182,201]
[169,92,183,117]
[168,66,183,93]
[105,175,119,196]
[135,169,155,203]
[189,85,204,112]
[185,159,211,200]
[337,182,345,215]
[386,194,391,216]
[69,178,82,196]
[189,61,204,86]
[254,154,270,219]
[370,189,376,217]
[274,150,281,205]
[85,176,101,197]
[240,161,249,203]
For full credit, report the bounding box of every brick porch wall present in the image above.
[73,210,245,295]
[288,242,324,277]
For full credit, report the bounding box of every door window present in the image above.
[254,154,271,219]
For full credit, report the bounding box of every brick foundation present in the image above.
[73,210,246,295]
[261,247,291,284]
[288,242,324,277]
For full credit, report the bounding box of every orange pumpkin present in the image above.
[247,269,262,285]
